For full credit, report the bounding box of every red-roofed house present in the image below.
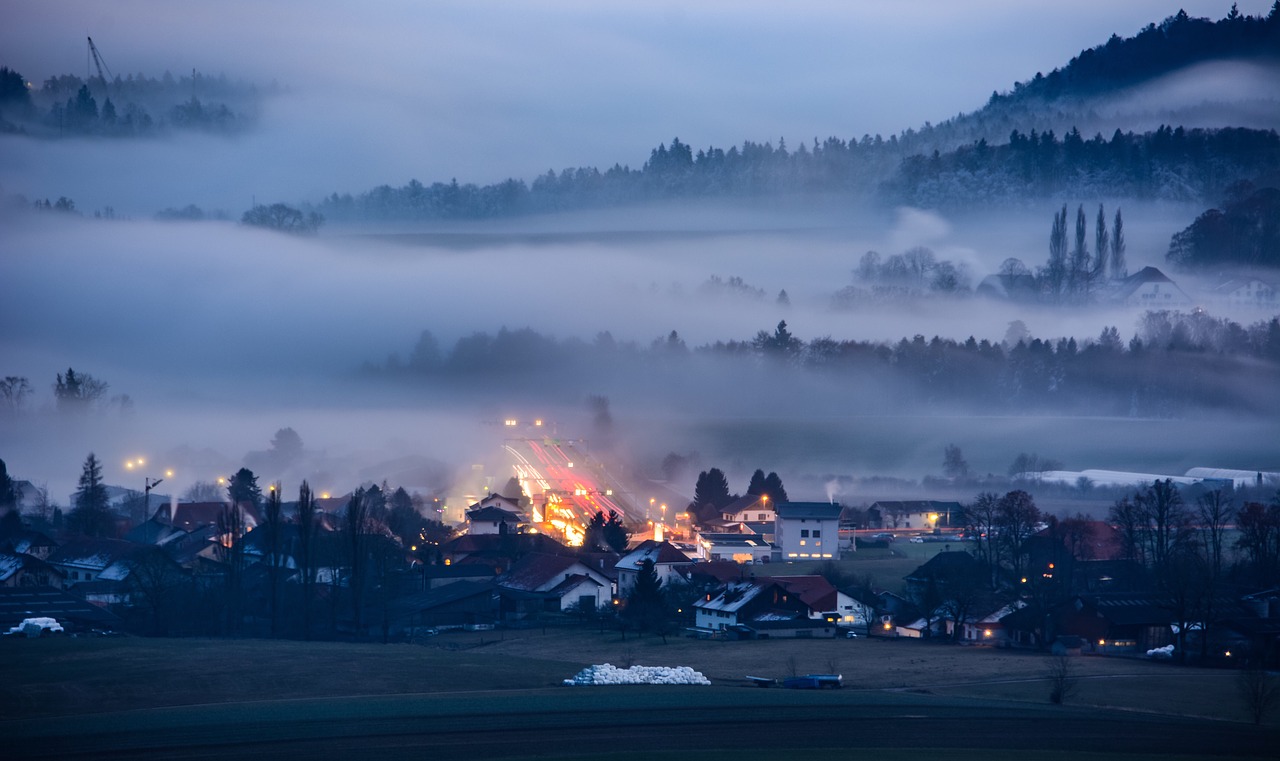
[496,552,613,619]
[768,575,848,621]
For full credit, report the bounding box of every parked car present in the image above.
[909,537,925,543]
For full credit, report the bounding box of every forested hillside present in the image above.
[314,7,1280,221]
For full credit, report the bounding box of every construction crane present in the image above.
[86,36,113,90]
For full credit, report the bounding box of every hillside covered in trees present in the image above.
[312,7,1280,222]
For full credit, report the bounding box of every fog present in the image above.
[5,194,1278,504]
[3,1,1279,508]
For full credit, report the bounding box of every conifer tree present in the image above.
[68,453,113,537]
[1094,204,1110,282]
[1111,208,1127,279]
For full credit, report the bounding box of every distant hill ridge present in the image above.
[987,6,1280,108]
[311,7,1280,220]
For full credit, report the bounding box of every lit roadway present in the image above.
[504,437,636,545]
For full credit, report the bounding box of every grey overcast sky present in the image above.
[1,1,1272,210]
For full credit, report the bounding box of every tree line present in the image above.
[886,126,1280,208]
[369,313,1280,417]
[0,66,267,138]
[309,124,1278,221]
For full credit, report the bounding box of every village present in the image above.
[4,452,1279,681]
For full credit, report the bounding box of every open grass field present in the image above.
[3,632,1277,759]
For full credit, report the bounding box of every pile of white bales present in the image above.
[564,664,711,686]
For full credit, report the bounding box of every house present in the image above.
[944,600,1026,644]
[693,580,810,631]
[720,494,776,524]
[867,501,961,531]
[439,532,572,570]
[0,529,58,561]
[1213,277,1277,310]
[694,532,772,564]
[837,586,881,632]
[0,550,65,589]
[1112,266,1191,307]
[1051,594,1175,654]
[870,590,918,635]
[496,552,613,619]
[615,540,690,595]
[465,505,523,535]
[769,575,843,621]
[774,502,842,560]
[47,538,141,585]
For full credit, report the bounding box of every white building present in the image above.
[774,503,843,560]
[1113,266,1191,308]
[1212,277,1277,310]
[614,540,690,595]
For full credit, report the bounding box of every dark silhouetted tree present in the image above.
[1111,208,1126,278]
[762,472,789,504]
[296,480,318,639]
[54,368,108,413]
[68,453,113,537]
[226,467,262,510]
[694,468,732,509]
[0,458,17,513]
[1093,204,1109,281]
[624,558,670,640]
[583,510,608,552]
[242,203,322,234]
[0,376,32,416]
[262,483,285,637]
[943,444,970,480]
[996,490,1041,580]
[603,512,630,553]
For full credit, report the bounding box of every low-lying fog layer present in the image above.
[4,201,1277,503]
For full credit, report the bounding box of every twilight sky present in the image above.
[1,1,1271,213]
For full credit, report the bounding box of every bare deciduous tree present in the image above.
[1238,667,1280,725]
[1047,655,1079,705]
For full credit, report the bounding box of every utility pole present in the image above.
[142,476,163,543]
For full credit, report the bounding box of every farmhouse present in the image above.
[1112,266,1191,307]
